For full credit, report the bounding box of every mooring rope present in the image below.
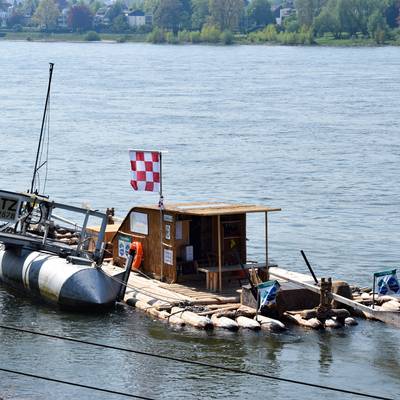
[99,268,186,304]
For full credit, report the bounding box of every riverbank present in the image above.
[0,31,146,43]
[1,30,399,46]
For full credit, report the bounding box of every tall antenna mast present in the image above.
[30,62,54,194]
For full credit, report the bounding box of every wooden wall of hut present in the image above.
[112,208,159,280]
[111,208,248,284]
[112,208,182,283]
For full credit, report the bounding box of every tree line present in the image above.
[297,0,399,43]
[148,0,400,44]
[1,0,400,44]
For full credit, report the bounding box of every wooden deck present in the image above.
[157,280,240,303]
[103,263,241,304]
[103,262,327,314]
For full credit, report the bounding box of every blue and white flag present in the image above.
[375,269,400,296]
[257,280,280,310]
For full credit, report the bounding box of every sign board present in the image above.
[0,195,20,222]
[165,224,171,240]
[164,248,173,265]
[118,234,132,259]
[163,214,173,222]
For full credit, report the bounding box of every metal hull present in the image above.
[0,247,120,309]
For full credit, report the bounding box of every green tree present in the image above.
[209,0,244,31]
[336,0,360,36]
[295,0,317,27]
[144,0,160,14]
[112,14,129,32]
[220,29,234,43]
[19,0,39,16]
[153,0,189,32]
[33,0,59,30]
[147,26,166,42]
[313,1,341,37]
[7,11,25,28]
[88,0,102,14]
[84,30,100,40]
[284,15,300,32]
[200,22,221,41]
[336,0,381,36]
[384,0,399,28]
[130,0,145,11]
[107,1,125,22]
[191,0,209,30]
[368,9,389,43]
[68,4,93,32]
[246,0,273,28]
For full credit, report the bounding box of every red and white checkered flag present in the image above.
[129,150,161,193]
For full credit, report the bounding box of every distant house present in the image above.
[57,8,69,28]
[0,2,12,26]
[94,7,111,26]
[126,10,145,27]
[272,5,294,26]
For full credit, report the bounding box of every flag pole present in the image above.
[159,151,164,281]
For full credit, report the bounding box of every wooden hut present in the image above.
[111,202,280,292]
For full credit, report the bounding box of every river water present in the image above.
[0,41,399,399]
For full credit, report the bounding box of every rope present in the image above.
[0,367,155,399]
[0,324,392,400]
[100,268,186,304]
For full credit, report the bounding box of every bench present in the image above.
[197,263,266,292]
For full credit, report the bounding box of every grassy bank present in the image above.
[0,31,148,43]
[1,30,399,46]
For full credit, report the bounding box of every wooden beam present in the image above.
[217,214,222,292]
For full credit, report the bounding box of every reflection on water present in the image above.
[0,41,400,399]
[317,332,333,373]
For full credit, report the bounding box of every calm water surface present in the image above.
[0,41,399,399]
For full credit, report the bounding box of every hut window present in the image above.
[130,211,148,235]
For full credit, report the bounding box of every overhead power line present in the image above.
[0,323,393,400]
[0,367,155,400]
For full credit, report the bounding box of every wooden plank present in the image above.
[269,267,400,327]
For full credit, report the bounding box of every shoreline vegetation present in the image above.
[1,29,398,46]
[1,0,400,47]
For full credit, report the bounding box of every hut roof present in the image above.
[133,202,281,216]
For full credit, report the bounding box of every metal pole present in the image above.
[159,151,164,281]
[265,211,269,280]
[30,62,54,194]
[255,288,259,320]
[300,250,319,285]
[372,275,376,310]
[217,214,222,292]
[117,245,136,302]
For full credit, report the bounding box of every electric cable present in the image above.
[0,323,392,400]
[0,367,155,399]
